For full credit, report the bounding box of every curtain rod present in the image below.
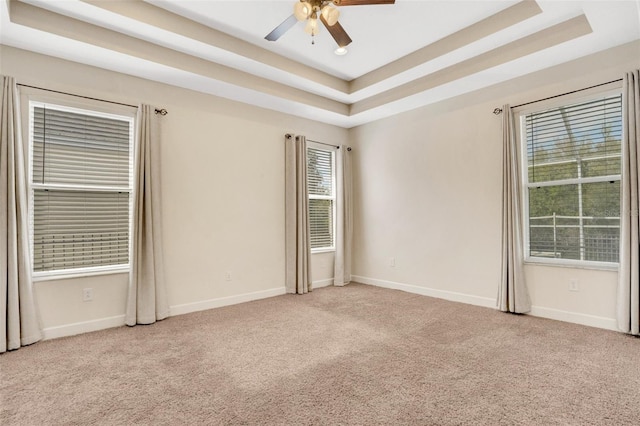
[493,78,623,114]
[308,138,352,152]
[17,83,168,115]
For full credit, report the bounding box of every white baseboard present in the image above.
[530,306,618,331]
[170,286,286,317]
[353,275,619,331]
[352,275,496,309]
[41,279,620,340]
[43,315,126,341]
[313,278,334,289]
[42,287,287,340]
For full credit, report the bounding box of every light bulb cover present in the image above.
[334,47,348,55]
[321,4,340,26]
[304,16,319,35]
[293,1,312,21]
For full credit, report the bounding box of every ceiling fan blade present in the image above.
[334,0,395,5]
[265,14,298,41]
[320,15,353,47]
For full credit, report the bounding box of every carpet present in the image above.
[1,283,639,425]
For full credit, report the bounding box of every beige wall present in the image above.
[1,45,346,335]
[350,40,640,330]
[2,39,639,337]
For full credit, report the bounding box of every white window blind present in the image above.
[307,146,335,250]
[523,93,622,263]
[30,103,133,273]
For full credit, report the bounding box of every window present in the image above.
[521,92,622,265]
[307,143,336,251]
[29,102,134,277]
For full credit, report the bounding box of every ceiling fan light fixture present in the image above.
[304,15,319,35]
[267,0,395,47]
[321,4,340,26]
[293,1,313,21]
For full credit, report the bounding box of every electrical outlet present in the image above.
[569,279,579,292]
[225,271,232,281]
[390,257,396,268]
[82,288,94,302]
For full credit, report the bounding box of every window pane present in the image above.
[309,199,334,249]
[307,148,333,196]
[33,106,131,187]
[526,95,622,183]
[528,185,579,260]
[528,182,620,262]
[583,181,620,262]
[33,189,130,272]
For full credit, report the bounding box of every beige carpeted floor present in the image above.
[1,283,640,425]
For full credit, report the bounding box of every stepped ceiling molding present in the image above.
[1,0,639,128]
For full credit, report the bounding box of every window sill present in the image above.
[33,265,130,282]
[311,248,336,255]
[524,258,618,272]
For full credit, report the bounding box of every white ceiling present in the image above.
[1,0,639,128]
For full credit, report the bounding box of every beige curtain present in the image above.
[618,70,640,335]
[125,105,169,326]
[1,75,42,352]
[334,146,353,286]
[498,104,532,313]
[285,134,311,294]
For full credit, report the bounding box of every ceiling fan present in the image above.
[265,0,396,48]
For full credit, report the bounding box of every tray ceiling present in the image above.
[1,0,639,128]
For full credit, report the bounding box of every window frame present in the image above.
[516,86,622,270]
[21,89,136,281]
[306,141,337,254]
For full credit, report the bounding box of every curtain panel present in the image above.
[334,146,353,286]
[285,134,312,294]
[617,70,640,335]
[1,75,42,352]
[498,104,532,314]
[125,104,169,326]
